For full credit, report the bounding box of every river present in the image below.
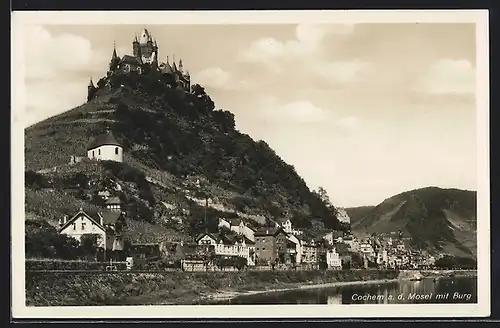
[207,276,477,305]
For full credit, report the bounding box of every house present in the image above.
[196,232,255,266]
[254,227,288,263]
[105,197,122,212]
[286,233,303,264]
[360,242,375,257]
[128,243,162,261]
[300,237,318,264]
[323,230,344,245]
[218,217,255,242]
[58,208,125,252]
[97,190,111,200]
[87,130,123,162]
[275,217,293,234]
[376,249,388,266]
[326,248,342,270]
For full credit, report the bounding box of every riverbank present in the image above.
[199,278,401,304]
[421,269,477,278]
[26,269,400,306]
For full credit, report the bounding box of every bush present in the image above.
[25,171,51,189]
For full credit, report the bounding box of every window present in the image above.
[115,147,119,155]
[92,151,95,157]
[81,222,86,230]
[98,149,101,155]
[72,223,76,230]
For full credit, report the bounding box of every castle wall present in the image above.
[87,145,123,163]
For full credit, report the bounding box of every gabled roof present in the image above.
[98,211,122,225]
[87,131,122,150]
[229,218,243,226]
[276,217,291,224]
[196,232,219,243]
[159,62,173,74]
[105,197,121,205]
[243,236,255,245]
[254,227,285,237]
[59,209,105,233]
[121,55,142,66]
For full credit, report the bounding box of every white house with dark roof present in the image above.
[275,217,293,234]
[105,196,122,212]
[218,217,255,242]
[87,130,123,162]
[58,208,125,251]
[196,232,255,266]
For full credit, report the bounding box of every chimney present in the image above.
[99,213,103,225]
[63,215,68,224]
[59,217,64,227]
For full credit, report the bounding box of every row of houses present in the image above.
[194,216,343,269]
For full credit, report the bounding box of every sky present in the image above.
[23,22,478,207]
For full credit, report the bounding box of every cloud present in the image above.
[280,101,330,123]
[195,67,231,88]
[333,116,360,132]
[416,59,476,95]
[254,99,361,133]
[238,24,364,87]
[23,25,107,126]
[25,25,106,81]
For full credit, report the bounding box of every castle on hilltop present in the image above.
[88,28,191,100]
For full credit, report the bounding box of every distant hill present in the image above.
[351,187,477,258]
[25,71,343,243]
[345,206,375,226]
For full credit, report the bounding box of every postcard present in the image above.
[11,9,490,319]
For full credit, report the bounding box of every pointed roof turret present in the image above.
[111,41,118,61]
[178,59,184,72]
[87,130,122,151]
[185,70,190,77]
[88,77,95,88]
[172,55,178,71]
[133,34,139,43]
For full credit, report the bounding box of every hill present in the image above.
[350,187,477,258]
[345,206,375,226]
[25,71,344,243]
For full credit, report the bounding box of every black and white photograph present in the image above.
[12,10,490,318]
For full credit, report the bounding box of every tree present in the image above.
[25,220,81,260]
[80,234,101,260]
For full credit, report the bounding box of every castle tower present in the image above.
[178,59,184,73]
[139,28,154,62]
[132,34,140,58]
[109,41,120,72]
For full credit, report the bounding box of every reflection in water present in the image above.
[213,277,477,305]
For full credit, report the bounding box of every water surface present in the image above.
[209,277,477,305]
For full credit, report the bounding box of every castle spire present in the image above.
[133,34,138,43]
[172,55,177,70]
[111,41,118,60]
[88,77,95,88]
[179,59,183,72]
